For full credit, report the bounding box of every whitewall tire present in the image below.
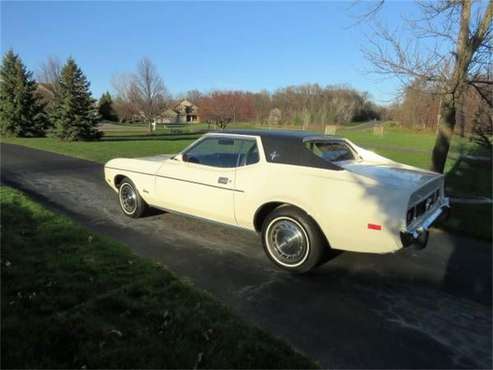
[118,177,147,218]
[261,205,327,273]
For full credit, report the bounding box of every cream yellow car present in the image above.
[104,130,450,273]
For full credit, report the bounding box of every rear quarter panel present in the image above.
[235,163,408,253]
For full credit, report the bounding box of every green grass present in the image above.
[0,125,461,169]
[1,136,197,163]
[0,122,260,163]
[439,151,492,240]
[337,126,492,177]
[439,202,492,241]
[0,186,317,369]
[338,127,438,151]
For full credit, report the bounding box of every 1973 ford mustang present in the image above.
[104,130,449,273]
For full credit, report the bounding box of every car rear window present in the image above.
[304,141,355,162]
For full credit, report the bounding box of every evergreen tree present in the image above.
[0,50,48,137]
[50,58,101,140]
[98,92,117,121]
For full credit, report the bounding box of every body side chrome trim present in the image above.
[105,166,245,193]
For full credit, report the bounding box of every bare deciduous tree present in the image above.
[37,56,62,87]
[359,0,493,172]
[198,90,255,128]
[36,56,62,106]
[133,58,170,132]
[268,107,282,125]
[185,89,202,104]
[270,84,378,126]
[112,58,170,132]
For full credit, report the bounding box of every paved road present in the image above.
[1,143,492,369]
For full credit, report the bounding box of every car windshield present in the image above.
[304,141,355,162]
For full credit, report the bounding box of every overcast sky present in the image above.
[1,1,423,104]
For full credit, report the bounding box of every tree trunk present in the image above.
[458,95,466,138]
[431,95,456,173]
[430,0,473,173]
[435,98,442,133]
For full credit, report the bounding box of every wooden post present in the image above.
[325,125,337,135]
[373,125,384,136]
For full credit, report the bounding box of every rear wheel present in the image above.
[118,177,147,218]
[261,205,327,273]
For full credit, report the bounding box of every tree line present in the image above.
[0,50,382,140]
[112,82,382,128]
[0,50,100,141]
[186,84,381,128]
[388,78,491,143]
[110,69,382,129]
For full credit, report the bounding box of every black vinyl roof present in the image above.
[211,129,343,171]
[217,129,322,139]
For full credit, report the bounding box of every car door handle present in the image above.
[218,177,229,184]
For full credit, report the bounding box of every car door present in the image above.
[153,136,242,225]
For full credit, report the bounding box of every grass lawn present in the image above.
[0,122,258,163]
[338,126,491,175]
[1,136,197,163]
[1,186,317,369]
[1,124,480,169]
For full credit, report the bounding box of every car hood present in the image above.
[105,154,173,174]
[138,154,173,162]
[340,161,439,188]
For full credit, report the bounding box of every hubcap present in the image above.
[266,218,309,267]
[119,183,137,214]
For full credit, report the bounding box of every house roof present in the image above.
[174,99,198,109]
[161,108,178,117]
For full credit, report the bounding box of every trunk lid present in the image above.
[340,160,439,189]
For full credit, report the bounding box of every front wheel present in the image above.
[118,177,148,218]
[261,205,327,273]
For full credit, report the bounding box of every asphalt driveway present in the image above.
[1,143,491,369]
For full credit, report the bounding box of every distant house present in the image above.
[156,100,200,124]
[159,108,179,123]
[174,100,200,123]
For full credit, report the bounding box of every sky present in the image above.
[1,1,422,104]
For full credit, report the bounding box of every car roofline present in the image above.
[302,135,345,142]
[210,129,348,140]
[203,132,260,139]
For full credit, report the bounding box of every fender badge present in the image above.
[270,151,280,161]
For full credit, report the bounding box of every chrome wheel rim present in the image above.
[119,183,137,214]
[265,217,309,267]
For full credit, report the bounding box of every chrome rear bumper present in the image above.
[401,197,450,247]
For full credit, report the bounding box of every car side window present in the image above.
[183,137,243,168]
[305,141,355,162]
[238,140,260,166]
